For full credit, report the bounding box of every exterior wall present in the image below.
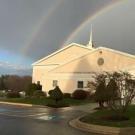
[32,47,135,94]
[32,65,58,85]
[51,49,135,73]
[126,67,135,76]
[41,73,95,94]
[32,44,92,93]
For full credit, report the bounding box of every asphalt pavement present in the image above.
[0,103,100,135]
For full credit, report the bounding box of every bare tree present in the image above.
[106,72,135,113]
[3,75,32,92]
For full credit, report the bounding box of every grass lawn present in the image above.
[80,105,135,127]
[0,97,92,107]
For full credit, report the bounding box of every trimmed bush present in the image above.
[48,86,63,104]
[48,90,53,96]
[63,93,71,98]
[72,89,87,100]
[47,101,69,108]
[6,91,20,98]
[33,90,46,98]
[36,83,42,90]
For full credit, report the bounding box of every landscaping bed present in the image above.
[80,105,135,127]
[0,97,92,107]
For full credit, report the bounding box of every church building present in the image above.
[32,31,135,94]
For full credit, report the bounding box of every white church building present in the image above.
[32,32,135,94]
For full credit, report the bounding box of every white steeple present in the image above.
[87,24,93,48]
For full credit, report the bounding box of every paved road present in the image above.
[0,103,100,135]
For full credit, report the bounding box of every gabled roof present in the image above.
[99,47,135,59]
[48,46,135,73]
[32,43,94,66]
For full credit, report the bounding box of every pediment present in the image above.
[49,47,135,73]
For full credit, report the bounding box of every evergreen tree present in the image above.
[49,86,63,104]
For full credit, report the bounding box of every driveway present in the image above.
[0,103,99,135]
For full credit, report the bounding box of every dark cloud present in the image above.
[24,0,117,60]
[69,0,135,55]
[0,0,133,75]
[0,0,116,59]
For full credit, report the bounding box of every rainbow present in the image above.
[63,0,125,47]
[21,0,64,55]
[21,0,125,56]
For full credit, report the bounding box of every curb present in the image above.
[69,116,135,135]
[0,101,70,109]
[0,101,33,107]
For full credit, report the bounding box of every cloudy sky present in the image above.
[0,0,134,75]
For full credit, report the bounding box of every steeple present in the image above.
[87,24,93,48]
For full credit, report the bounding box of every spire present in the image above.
[87,24,93,48]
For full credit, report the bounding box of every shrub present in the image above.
[6,91,20,98]
[33,90,46,98]
[72,89,87,100]
[0,91,6,97]
[85,91,92,98]
[63,93,71,98]
[47,101,69,108]
[101,114,129,121]
[25,83,43,96]
[36,83,42,90]
[19,91,25,98]
[48,86,63,104]
[25,83,37,96]
[48,89,53,96]
[90,93,96,100]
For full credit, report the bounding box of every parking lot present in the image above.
[0,103,99,135]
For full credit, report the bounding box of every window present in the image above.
[77,81,83,88]
[53,80,58,87]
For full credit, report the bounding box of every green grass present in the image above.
[80,105,135,127]
[0,97,92,107]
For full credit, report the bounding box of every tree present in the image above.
[94,74,107,108]
[105,78,118,106]
[0,75,9,90]
[48,86,63,104]
[3,75,32,92]
[36,82,42,90]
[86,81,96,93]
[106,72,135,113]
[25,83,42,97]
[93,71,135,114]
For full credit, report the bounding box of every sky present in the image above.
[0,0,134,75]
